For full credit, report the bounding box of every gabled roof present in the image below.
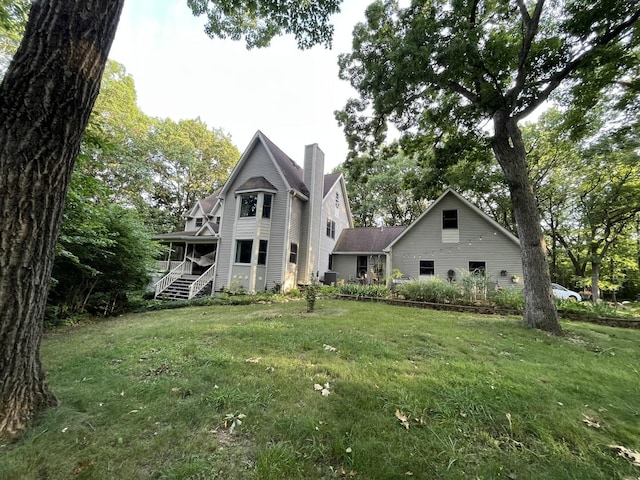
[199,189,221,214]
[259,131,310,197]
[385,188,520,251]
[235,176,277,193]
[333,226,406,254]
[221,130,310,199]
[195,221,219,236]
[323,173,341,197]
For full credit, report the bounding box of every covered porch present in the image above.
[152,231,219,300]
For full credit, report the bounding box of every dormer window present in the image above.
[195,217,203,227]
[240,194,258,217]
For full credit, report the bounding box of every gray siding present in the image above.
[214,141,290,292]
[318,178,351,281]
[285,196,303,290]
[389,194,522,288]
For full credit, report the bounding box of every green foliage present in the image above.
[459,272,491,303]
[6,300,640,478]
[337,150,426,227]
[305,274,320,312]
[49,153,161,319]
[82,61,240,233]
[0,0,29,76]
[337,283,390,298]
[492,287,525,310]
[396,278,462,304]
[187,0,341,49]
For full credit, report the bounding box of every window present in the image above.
[357,255,368,279]
[328,254,334,271]
[195,217,203,227]
[258,240,268,265]
[469,261,486,275]
[420,260,435,275]
[443,209,458,229]
[235,240,253,263]
[262,194,272,218]
[335,192,340,208]
[326,219,335,239]
[289,243,298,264]
[214,216,221,224]
[240,194,258,217]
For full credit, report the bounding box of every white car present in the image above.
[552,283,582,301]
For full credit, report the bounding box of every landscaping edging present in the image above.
[333,294,640,329]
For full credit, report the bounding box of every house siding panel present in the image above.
[390,194,522,287]
[318,179,351,281]
[214,141,290,292]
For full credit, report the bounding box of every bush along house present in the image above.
[152,132,523,299]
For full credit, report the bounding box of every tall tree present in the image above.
[0,0,343,439]
[337,0,640,334]
[338,150,425,227]
[147,117,239,231]
[0,0,125,439]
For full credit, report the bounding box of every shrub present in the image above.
[396,278,462,303]
[459,272,490,303]
[305,275,319,312]
[492,287,524,310]
[337,283,390,298]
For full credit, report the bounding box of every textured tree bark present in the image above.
[492,113,562,335]
[0,0,124,439]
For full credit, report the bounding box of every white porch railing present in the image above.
[188,264,216,299]
[154,260,189,298]
[155,260,183,271]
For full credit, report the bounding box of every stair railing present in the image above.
[154,260,189,298]
[188,263,215,299]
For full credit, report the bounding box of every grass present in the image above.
[2,299,640,479]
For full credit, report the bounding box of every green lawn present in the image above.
[2,299,639,479]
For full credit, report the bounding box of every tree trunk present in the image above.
[0,0,124,439]
[591,260,601,302]
[492,113,562,335]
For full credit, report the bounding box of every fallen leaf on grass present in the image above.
[582,414,601,428]
[244,357,261,363]
[395,409,410,430]
[609,445,640,467]
[323,344,337,352]
[72,460,95,476]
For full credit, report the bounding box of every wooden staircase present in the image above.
[156,275,211,301]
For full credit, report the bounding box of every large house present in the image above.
[153,132,523,299]
[153,131,353,299]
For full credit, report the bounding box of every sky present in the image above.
[109,0,374,172]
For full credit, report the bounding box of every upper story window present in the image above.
[195,217,204,227]
[420,260,435,275]
[240,194,258,217]
[289,243,298,264]
[262,194,272,219]
[442,209,458,229]
[326,219,335,239]
[335,192,340,208]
